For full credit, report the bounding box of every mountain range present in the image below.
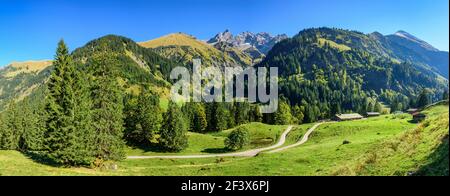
[366,30,448,78]
[207,30,288,63]
[0,28,448,112]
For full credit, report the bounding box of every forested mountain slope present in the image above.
[71,35,186,97]
[0,61,52,110]
[257,28,448,122]
[384,31,449,78]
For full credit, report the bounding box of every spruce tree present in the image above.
[274,100,293,125]
[160,101,188,152]
[45,40,94,165]
[417,89,431,108]
[251,105,263,123]
[292,105,304,124]
[193,103,208,133]
[137,90,162,144]
[18,100,42,151]
[234,102,250,126]
[0,101,21,150]
[0,114,7,149]
[88,49,126,161]
[214,102,229,132]
[443,90,449,101]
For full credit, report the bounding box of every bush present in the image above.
[225,127,250,151]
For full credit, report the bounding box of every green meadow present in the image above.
[0,105,447,176]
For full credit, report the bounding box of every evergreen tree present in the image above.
[443,90,449,100]
[45,40,75,163]
[214,102,229,132]
[160,101,188,152]
[292,105,305,124]
[251,105,263,123]
[193,103,208,133]
[417,89,431,108]
[136,90,162,144]
[123,95,140,144]
[182,102,207,133]
[274,100,293,125]
[0,101,21,150]
[234,102,250,125]
[374,101,383,113]
[88,48,126,161]
[0,114,7,149]
[19,100,44,151]
[44,40,94,165]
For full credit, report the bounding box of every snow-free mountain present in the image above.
[207,30,288,63]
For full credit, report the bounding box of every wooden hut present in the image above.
[366,112,381,117]
[334,113,364,121]
[412,112,426,122]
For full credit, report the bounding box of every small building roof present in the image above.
[367,112,381,115]
[407,108,419,112]
[335,113,364,120]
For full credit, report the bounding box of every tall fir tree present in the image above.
[44,40,94,165]
[214,102,230,132]
[292,105,305,124]
[417,89,431,108]
[160,101,188,152]
[136,90,163,144]
[88,48,126,161]
[0,101,21,150]
[192,103,208,133]
[274,100,293,125]
[443,90,449,101]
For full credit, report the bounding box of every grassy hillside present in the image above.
[317,38,351,51]
[139,33,253,67]
[332,104,449,176]
[126,123,288,156]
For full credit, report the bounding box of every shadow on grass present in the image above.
[128,143,234,154]
[127,143,172,153]
[201,148,232,154]
[23,151,60,167]
[407,120,420,124]
[413,134,449,176]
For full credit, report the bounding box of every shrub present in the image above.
[225,127,250,151]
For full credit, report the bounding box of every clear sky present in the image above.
[1,0,448,66]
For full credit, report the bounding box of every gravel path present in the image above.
[127,125,294,159]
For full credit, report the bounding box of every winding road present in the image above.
[127,123,323,159]
[268,122,323,153]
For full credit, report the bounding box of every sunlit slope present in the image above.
[139,33,253,67]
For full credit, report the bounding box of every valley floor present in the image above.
[0,105,448,176]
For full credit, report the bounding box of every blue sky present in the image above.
[1,0,448,66]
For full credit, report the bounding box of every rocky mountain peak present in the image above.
[208,30,288,54]
[392,30,439,52]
